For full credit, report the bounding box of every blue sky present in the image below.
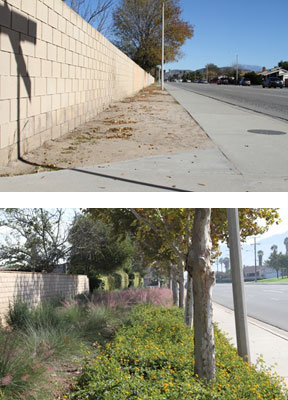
[166,0,288,71]
[219,209,288,267]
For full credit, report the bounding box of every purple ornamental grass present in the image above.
[1,374,12,386]
[91,288,173,308]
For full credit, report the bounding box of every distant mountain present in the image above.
[239,64,262,72]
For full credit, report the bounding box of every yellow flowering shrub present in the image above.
[66,306,287,400]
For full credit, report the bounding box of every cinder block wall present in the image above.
[0,271,89,322]
[0,0,154,166]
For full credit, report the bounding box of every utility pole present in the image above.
[161,0,165,90]
[227,208,250,362]
[236,54,239,84]
[251,237,260,282]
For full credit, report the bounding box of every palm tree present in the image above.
[219,258,224,272]
[269,245,280,278]
[257,250,264,267]
[223,257,230,273]
[284,237,288,255]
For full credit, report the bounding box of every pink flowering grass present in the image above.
[91,288,173,309]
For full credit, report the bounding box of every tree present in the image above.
[68,214,135,291]
[278,254,288,277]
[84,208,280,381]
[244,71,262,85]
[266,245,280,278]
[187,209,215,380]
[63,0,113,33]
[278,61,288,70]
[112,0,194,72]
[284,237,288,255]
[0,208,68,272]
[205,63,219,81]
[257,250,264,266]
[223,257,230,273]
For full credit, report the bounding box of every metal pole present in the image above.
[236,54,239,84]
[227,208,250,362]
[161,0,165,90]
[254,237,257,282]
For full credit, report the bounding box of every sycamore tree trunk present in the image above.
[187,208,216,381]
[178,261,185,309]
[184,271,193,328]
[172,266,179,306]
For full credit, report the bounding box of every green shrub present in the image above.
[6,300,30,330]
[113,270,129,289]
[129,272,141,288]
[67,306,287,400]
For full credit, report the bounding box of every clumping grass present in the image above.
[66,306,288,400]
[90,288,173,309]
[1,288,172,399]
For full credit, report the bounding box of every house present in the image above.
[258,67,288,86]
[243,265,277,280]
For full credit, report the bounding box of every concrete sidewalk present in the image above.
[1,84,288,191]
[213,302,288,385]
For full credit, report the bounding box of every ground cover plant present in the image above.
[67,306,287,400]
[0,289,171,399]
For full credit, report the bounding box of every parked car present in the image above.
[217,77,229,85]
[262,77,283,88]
[239,78,251,86]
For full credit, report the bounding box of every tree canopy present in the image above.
[0,208,68,272]
[112,0,194,72]
[68,213,135,289]
[278,60,288,70]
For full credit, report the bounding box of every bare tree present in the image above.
[63,0,114,33]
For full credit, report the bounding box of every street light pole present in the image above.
[161,0,165,90]
[227,208,250,362]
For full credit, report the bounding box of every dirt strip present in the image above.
[0,85,212,177]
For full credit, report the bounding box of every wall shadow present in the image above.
[71,168,192,192]
[0,1,37,161]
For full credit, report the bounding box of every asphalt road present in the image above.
[213,283,288,331]
[169,82,288,121]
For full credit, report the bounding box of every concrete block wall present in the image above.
[0,0,154,166]
[0,271,89,322]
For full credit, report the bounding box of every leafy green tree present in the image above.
[84,208,280,381]
[278,60,288,70]
[182,71,196,82]
[0,209,68,272]
[244,71,262,85]
[112,0,194,72]
[68,214,135,291]
[278,254,288,277]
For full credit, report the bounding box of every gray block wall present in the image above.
[0,271,89,322]
[0,0,154,165]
